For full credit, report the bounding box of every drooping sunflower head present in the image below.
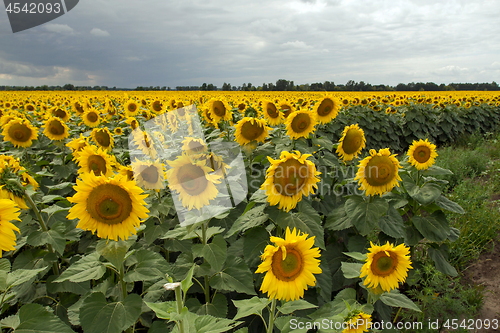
[72,100,85,114]
[91,128,114,151]
[125,117,139,130]
[131,160,166,190]
[43,117,70,141]
[131,130,158,159]
[76,145,116,177]
[50,107,70,122]
[82,108,101,127]
[181,137,208,155]
[342,311,372,333]
[166,154,222,210]
[285,109,317,140]
[407,139,438,170]
[260,151,321,212]
[234,117,270,146]
[355,148,402,196]
[336,124,366,162]
[360,241,412,292]
[261,100,283,126]
[0,198,21,257]
[255,227,322,301]
[66,134,89,160]
[2,118,38,148]
[67,173,149,241]
[313,96,340,124]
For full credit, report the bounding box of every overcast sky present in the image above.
[0,0,499,88]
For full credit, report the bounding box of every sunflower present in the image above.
[206,98,232,123]
[2,118,38,148]
[256,227,321,301]
[82,108,101,127]
[66,134,89,160]
[131,159,166,190]
[313,96,340,124]
[166,154,222,210]
[0,199,21,257]
[355,148,402,196]
[336,124,366,162]
[130,130,158,159]
[261,151,321,212]
[150,99,164,114]
[67,173,149,241]
[261,100,283,126]
[124,99,140,117]
[234,117,270,146]
[166,112,179,132]
[407,139,438,170]
[278,101,294,119]
[72,100,85,114]
[285,110,317,140]
[50,107,70,122]
[43,117,69,141]
[125,117,139,130]
[114,127,124,136]
[360,241,412,292]
[91,128,114,150]
[119,165,135,181]
[181,137,208,155]
[342,311,372,333]
[76,145,116,177]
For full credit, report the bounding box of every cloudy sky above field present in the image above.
[0,0,499,88]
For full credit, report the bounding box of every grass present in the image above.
[398,131,500,332]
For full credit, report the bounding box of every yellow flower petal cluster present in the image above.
[234,117,270,146]
[336,124,366,162]
[0,199,21,257]
[256,227,321,301]
[355,148,402,196]
[360,241,412,292]
[407,138,438,170]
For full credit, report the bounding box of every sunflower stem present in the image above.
[393,306,402,324]
[174,284,186,333]
[201,221,211,304]
[119,263,127,302]
[24,191,60,276]
[267,298,277,333]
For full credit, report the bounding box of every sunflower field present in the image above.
[0,90,499,333]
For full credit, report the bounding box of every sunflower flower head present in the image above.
[313,95,340,124]
[260,151,321,212]
[355,148,402,196]
[336,124,366,162]
[342,311,372,333]
[407,138,438,170]
[2,117,38,148]
[285,109,317,140]
[256,227,321,301]
[67,173,149,241]
[360,241,412,292]
[0,199,21,257]
[43,117,70,141]
[234,117,270,146]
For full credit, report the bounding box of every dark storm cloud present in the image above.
[0,0,499,87]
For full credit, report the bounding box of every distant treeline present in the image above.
[1,80,499,92]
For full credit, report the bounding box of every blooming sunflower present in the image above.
[234,117,270,146]
[285,110,317,140]
[336,124,366,162]
[82,108,101,127]
[43,117,69,141]
[114,127,124,136]
[166,112,179,132]
[0,199,21,257]
[76,145,116,177]
[150,99,164,114]
[2,118,38,148]
[206,98,232,123]
[131,130,158,159]
[125,117,139,130]
[355,148,402,196]
[261,100,283,126]
[67,173,149,241]
[181,137,208,155]
[360,241,412,292]
[91,128,114,151]
[260,151,321,212]
[313,96,340,124]
[50,107,71,122]
[407,139,438,170]
[255,227,322,301]
[72,100,85,114]
[131,160,166,190]
[342,311,372,333]
[124,99,140,117]
[166,154,222,210]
